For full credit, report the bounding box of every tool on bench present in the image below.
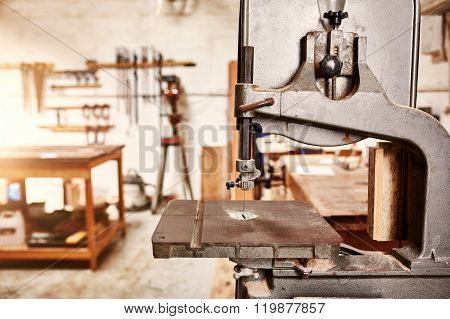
[153,0,450,298]
[152,75,194,214]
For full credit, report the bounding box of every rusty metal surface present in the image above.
[152,200,342,259]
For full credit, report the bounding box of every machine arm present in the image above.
[229,1,450,270]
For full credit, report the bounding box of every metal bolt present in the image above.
[320,55,343,78]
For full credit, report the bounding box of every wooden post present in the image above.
[367,142,405,241]
[18,179,27,211]
[84,175,97,270]
[117,155,126,237]
[201,146,227,201]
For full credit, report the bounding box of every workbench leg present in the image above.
[18,179,27,212]
[85,177,98,271]
[117,157,126,237]
[17,179,29,234]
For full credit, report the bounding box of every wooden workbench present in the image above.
[0,145,125,270]
[283,154,398,251]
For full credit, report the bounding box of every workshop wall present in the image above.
[0,0,240,200]
[0,1,448,204]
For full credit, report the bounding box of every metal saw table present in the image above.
[153,200,341,260]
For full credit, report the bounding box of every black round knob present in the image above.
[320,55,343,78]
[324,10,349,29]
[226,181,236,190]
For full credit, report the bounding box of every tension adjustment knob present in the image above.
[323,10,349,29]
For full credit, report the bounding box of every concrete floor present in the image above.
[0,212,218,299]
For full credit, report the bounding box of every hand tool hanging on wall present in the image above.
[0,62,53,114]
[55,108,68,127]
[141,46,150,104]
[114,47,126,110]
[40,104,113,145]
[115,47,123,109]
[121,47,129,110]
[155,51,164,134]
[32,63,51,113]
[126,77,133,131]
[1,53,195,118]
[133,51,139,125]
[49,68,100,90]
[122,48,133,130]
[151,47,160,104]
[82,104,111,145]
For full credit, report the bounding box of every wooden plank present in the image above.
[116,156,126,237]
[421,0,450,16]
[0,168,90,179]
[50,84,102,90]
[84,176,97,270]
[284,155,368,217]
[39,125,114,133]
[201,147,227,200]
[95,221,123,256]
[88,150,121,168]
[88,60,196,70]
[0,223,123,262]
[367,143,404,241]
[0,145,123,161]
[421,15,447,63]
[0,247,91,260]
[0,146,124,177]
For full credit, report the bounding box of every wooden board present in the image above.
[421,0,450,15]
[0,222,123,261]
[0,145,122,160]
[367,143,404,241]
[0,146,123,179]
[284,155,368,217]
[39,125,114,133]
[421,15,446,63]
[201,146,227,200]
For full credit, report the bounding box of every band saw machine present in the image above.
[152,0,450,298]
